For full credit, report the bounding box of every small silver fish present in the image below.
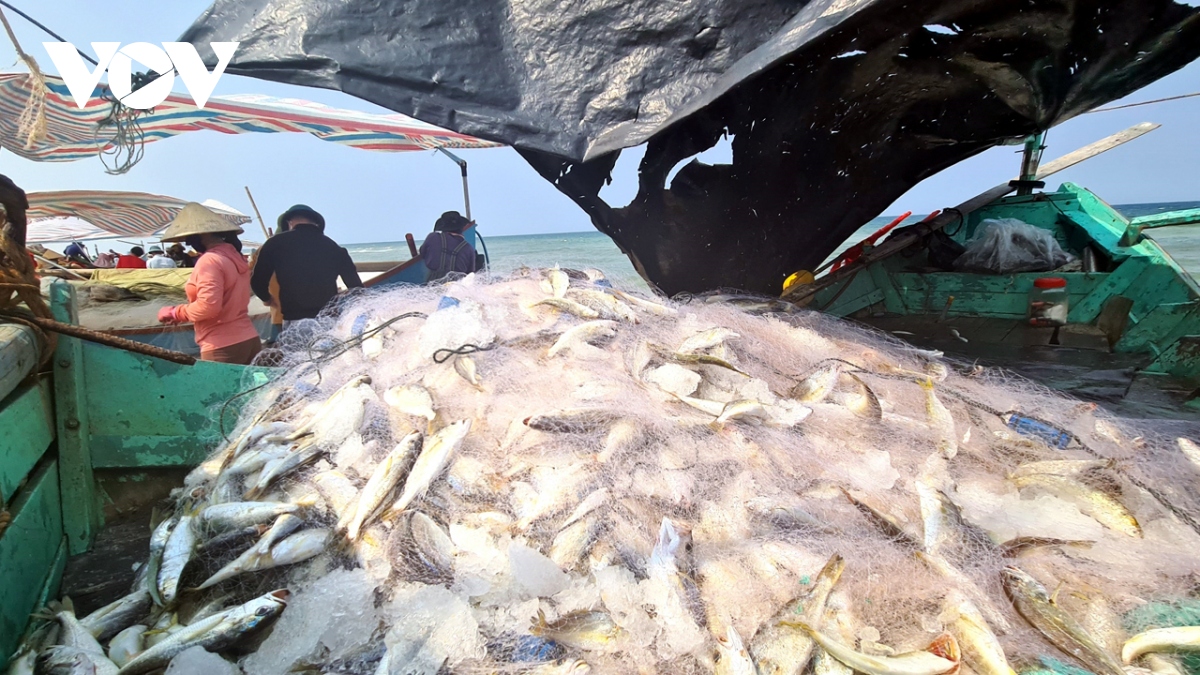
[346,432,422,540]
[200,501,304,534]
[678,328,740,354]
[1001,566,1125,675]
[145,517,175,607]
[383,420,472,519]
[547,320,618,358]
[384,384,437,422]
[79,588,150,641]
[569,289,638,323]
[611,289,677,317]
[158,512,198,606]
[454,355,484,390]
[533,297,600,319]
[117,590,289,675]
[791,363,841,403]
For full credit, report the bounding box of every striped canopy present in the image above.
[27,191,251,241]
[24,217,112,244]
[0,72,502,162]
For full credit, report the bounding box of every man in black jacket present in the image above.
[250,204,362,325]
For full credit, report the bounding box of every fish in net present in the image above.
[15,268,1200,675]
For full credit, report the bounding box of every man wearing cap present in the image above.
[419,211,477,282]
[146,246,177,268]
[156,203,262,364]
[250,204,362,327]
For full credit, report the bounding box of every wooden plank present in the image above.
[0,380,54,502]
[0,324,38,403]
[83,342,274,469]
[866,263,905,314]
[817,269,884,316]
[1067,261,1145,323]
[49,280,99,555]
[90,435,211,468]
[1146,335,1200,380]
[0,459,63,660]
[890,273,1098,318]
[1116,303,1197,353]
[1127,264,1195,319]
[1036,123,1160,176]
[1132,208,1200,229]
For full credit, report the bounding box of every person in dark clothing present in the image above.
[167,243,196,268]
[250,204,362,325]
[419,211,477,282]
[63,241,93,267]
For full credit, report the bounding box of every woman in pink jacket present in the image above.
[156,203,262,364]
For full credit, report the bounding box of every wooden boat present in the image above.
[787,132,1200,412]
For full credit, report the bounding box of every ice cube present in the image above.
[241,569,379,675]
[166,647,238,675]
[509,544,570,597]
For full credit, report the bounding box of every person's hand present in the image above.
[157,306,179,324]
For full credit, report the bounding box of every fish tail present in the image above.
[776,619,813,634]
[531,608,549,636]
[817,553,846,584]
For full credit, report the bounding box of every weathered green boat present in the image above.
[0,282,266,657]
[787,132,1200,414]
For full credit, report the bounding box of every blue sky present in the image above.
[2,1,1198,245]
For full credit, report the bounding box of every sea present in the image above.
[345,201,1200,290]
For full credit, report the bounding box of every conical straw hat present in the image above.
[160,202,244,242]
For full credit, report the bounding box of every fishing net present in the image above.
[49,270,1200,675]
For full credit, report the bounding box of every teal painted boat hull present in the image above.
[813,183,1200,400]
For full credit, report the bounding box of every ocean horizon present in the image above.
[345,200,1200,290]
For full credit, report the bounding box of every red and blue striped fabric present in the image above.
[27,191,251,239]
[0,73,502,162]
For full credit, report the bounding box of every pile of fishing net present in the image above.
[21,269,1200,675]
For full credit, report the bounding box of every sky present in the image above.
[1,1,1198,246]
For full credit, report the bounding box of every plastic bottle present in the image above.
[1003,413,1072,449]
[1028,277,1068,327]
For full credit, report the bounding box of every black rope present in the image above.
[0,0,96,65]
[432,343,495,364]
[216,310,427,439]
[941,208,966,237]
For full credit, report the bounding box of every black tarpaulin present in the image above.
[182,0,1200,295]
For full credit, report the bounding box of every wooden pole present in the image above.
[32,255,88,280]
[244,186,271,239]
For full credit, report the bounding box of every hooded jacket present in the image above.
[173,242,260,352]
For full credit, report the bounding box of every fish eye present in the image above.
[256,606,272,616]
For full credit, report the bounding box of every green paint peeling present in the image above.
[818,184,1200,384]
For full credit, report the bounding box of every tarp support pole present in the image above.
[437,148,472,221]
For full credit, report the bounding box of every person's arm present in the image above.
[173,257,224,323]
[250,241,276,303]
[339,247,363,289]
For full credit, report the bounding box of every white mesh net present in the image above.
[44,269,1200,675]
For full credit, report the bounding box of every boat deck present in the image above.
[862,314,1200,422]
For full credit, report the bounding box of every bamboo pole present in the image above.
[244,186,271,239]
